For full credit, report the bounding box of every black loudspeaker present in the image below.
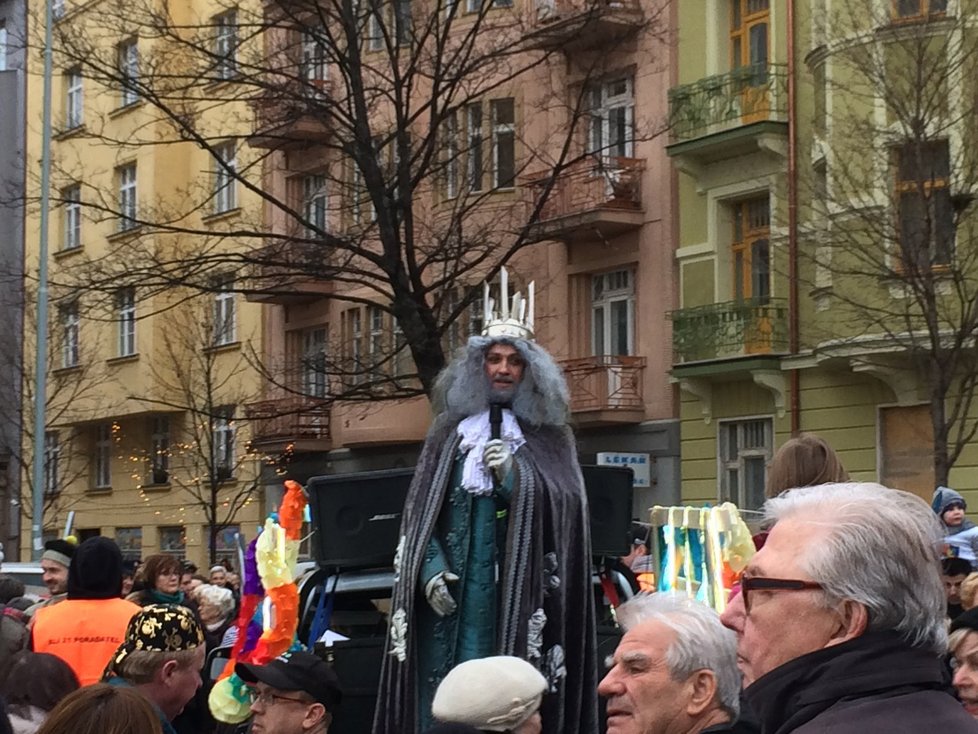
[582,465,634,557]
[306,468,413,568]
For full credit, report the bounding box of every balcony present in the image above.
[524,156,645,243]
[249,82,331,150]
[670,299,789,365]
[526,0,643,51]
[245,396,331,452]
[245,241,333,305]
[561,355,646,426]
[666,64,789,165]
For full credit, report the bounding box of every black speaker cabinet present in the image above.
[306,468,414,569]
[582,464,634,557]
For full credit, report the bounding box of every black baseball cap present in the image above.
[236,651,342,710]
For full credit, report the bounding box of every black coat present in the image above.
[745,630,978,734]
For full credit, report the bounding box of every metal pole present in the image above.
[31,0,55,560]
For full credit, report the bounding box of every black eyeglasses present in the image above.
[249,690,311,707]
[740,573,824,614]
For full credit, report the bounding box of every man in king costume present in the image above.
[373,270,598,734]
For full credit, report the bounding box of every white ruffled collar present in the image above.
[455,409,525,495]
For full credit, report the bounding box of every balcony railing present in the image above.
[250,81,331,149]
[528,0,643,48]
[668,64,788,142]
[561,355,645,413]
[246,241,333,304]
[670,299,789,363]
[245,396,331,444]
[524,156,645,241]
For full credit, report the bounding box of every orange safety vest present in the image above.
[33,598,141,685]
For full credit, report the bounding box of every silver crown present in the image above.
[482,267,534,340]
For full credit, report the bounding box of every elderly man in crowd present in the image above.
[236,650,342,734]
[103,604,206,734]
[720,482,978,733]
[599,593,754,734]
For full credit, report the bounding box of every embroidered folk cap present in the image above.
[431,656,548,732]
[106,603,204,674]
[236,650,343,710]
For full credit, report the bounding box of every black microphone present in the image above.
[489,403,503,440]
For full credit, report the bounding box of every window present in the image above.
[213,142,237,214]
[592,269,635,356]
[117,163,137,231]
[345,307,363,384]
[118,39,139,107]
[60,301,79,369]
[491,98,515,189]
[368,305,384,373]
[588,77,634,157]
[94,423,112,489]
[115,527,142,561]
[212,407,235,480]
[895,140,953,270]
[719,418,772,511]
[117,288,136,357]
[731,196,770,303]
[302,328,328,398]
[212,275,236,345]
[207,524,242,564]
[465,0,512,11]
[731,0,769,71]
[893,0,947,20]
[303,174,327,236]
[301,27,328,98]
[159,526,186,559]
[0,21,7,72]
[43,432,60,496]
[62,184,81,250]
[65,67,83,129]
[150,416,169,484]
[367,2,383,51]
[214,10,237,80]
[444,112,459,198]
[51,0,64,18]
[466,103,484,192]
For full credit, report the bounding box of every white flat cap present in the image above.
[432,656,548,732]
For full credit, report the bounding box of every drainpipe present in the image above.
[786,0,801,436]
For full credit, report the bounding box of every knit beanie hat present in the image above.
[67,536,124,600]
[933,486,967,515]
[432,656,548,732]
[42,538,76,569]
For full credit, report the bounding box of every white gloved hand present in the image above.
[483,439,514,482]
[424,571,459,617]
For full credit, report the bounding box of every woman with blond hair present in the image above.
[35,684,162,734]
[765,433,850,499]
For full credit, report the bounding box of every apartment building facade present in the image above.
[670,0,978,508]
[21,0,266,564]
[244,0,681,516]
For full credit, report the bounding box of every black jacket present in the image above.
[745,630,978,733]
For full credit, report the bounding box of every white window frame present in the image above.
[368,305,384,371]
[445,111,459,198]
[212,275,236,345]
[591,269,635,356]
[43,431,60,495]
[214,10,238,80]
[63,184,81,250]
[118,39,139,106]
[588,76,635,158]
[94,423,112,489]
[349,308,363,383]
[213,141,237,214]
[301,27,328,97]
[65,68,83,129]
[118,163,137,231]
[466,103,483,192]
[117,288,136,357]
[302,327,328,398]
[0,22,7,72]
[212,407,235,480]
[367,2,383,51]
[718,417,773,511]
[60,302,79,368]
[150,416,169,484]
[303,174,327,236]
[490,98,515,190]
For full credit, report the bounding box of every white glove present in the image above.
[483,439,513,482]
[425,571,459,617]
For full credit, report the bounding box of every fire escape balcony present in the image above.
[524,156,645,243]
[526,0,644,51]
[245,396,332,452]
[670,299,789,366]
[666,64,789,166]
[249,81,332,150]
[561,355,646,427]
[246,240,334,305]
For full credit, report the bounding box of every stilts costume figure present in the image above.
[373,270,598,734]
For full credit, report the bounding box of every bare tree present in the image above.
[40,0,668,398]
[798,4,978,485]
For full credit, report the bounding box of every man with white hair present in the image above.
[599,593,754,734]
[720,482,978,733]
